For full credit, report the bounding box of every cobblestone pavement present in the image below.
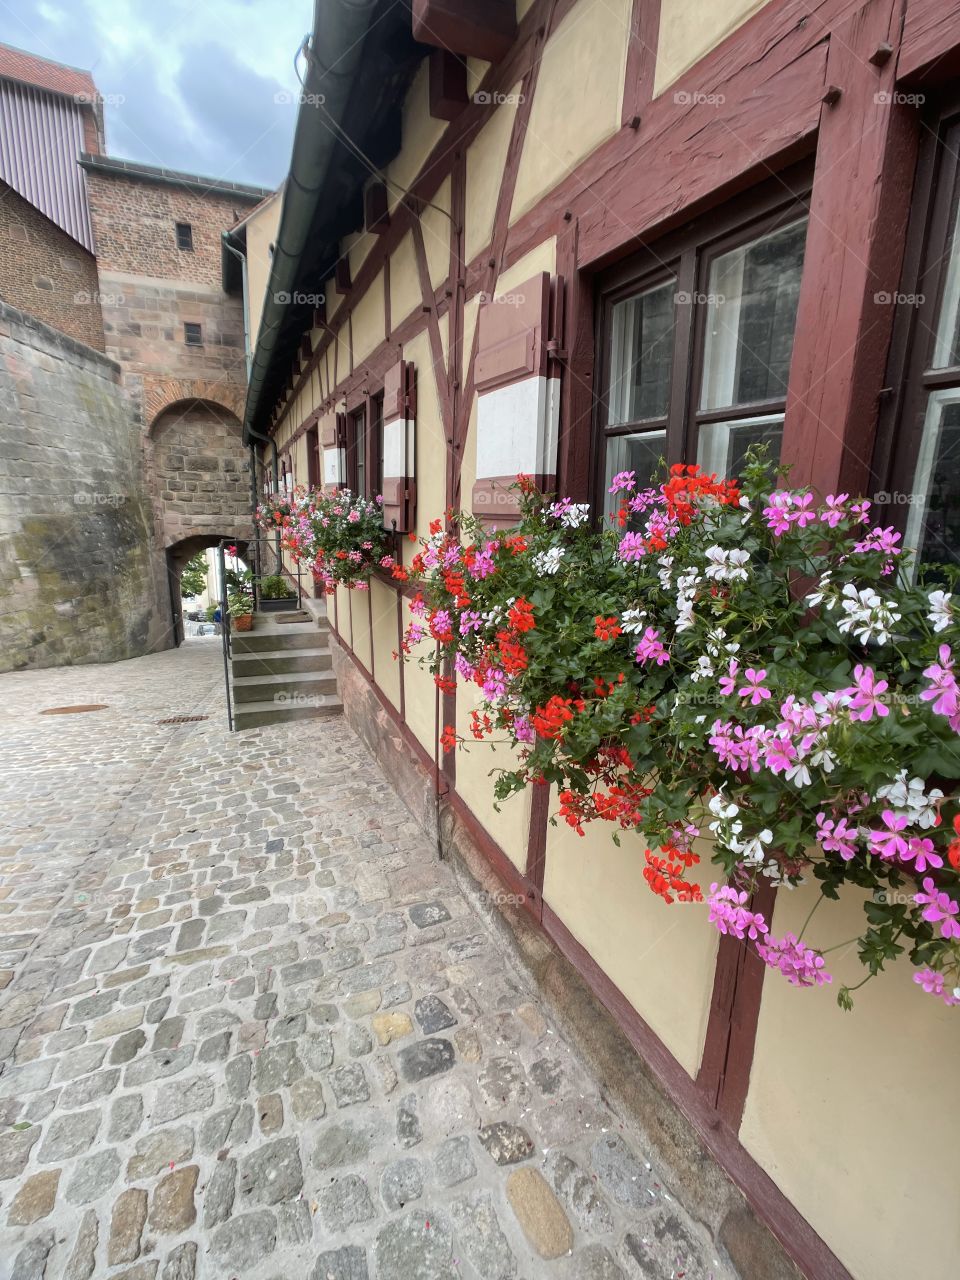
[0,642,738,1280]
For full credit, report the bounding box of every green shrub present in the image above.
[260,574,292,599]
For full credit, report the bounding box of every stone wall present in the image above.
[84,170,252,432]
[0,181,104,351]
[150,402,253,548]
[0,301,169,671]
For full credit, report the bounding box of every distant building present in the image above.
[0,43,104,346]
[0,41,272,667]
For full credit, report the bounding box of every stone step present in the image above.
[233,694,342,730]
[230,646,333,676]
[232,623,327,653]
[231,669,339,705]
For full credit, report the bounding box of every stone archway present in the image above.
[147,398,253,552]
[165,532,251,646]
[144,378,245,431]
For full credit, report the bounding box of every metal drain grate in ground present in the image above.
[40,705,108,715]
[157,715,210,725]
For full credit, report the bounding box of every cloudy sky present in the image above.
[3,0,312,188]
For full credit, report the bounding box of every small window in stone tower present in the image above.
[176,222,194,250]
[183,322,202,346]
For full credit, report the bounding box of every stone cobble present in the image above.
[0,643,740,1280]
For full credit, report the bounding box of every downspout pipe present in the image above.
[242,0,378,444]
[223,231,252,379]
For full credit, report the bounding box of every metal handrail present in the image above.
[217,535,309,731]
[217,540,234,732]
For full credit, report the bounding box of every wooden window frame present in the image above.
[175,222,193,251]
[306,423,321,490]
[346,403,367,496]
[873,94,960,562]
[592,163,812,513]
[345,390,386,500]
[369,389,385,501]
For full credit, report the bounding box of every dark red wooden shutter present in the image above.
[472,272,560,521]
[381,359,417,532]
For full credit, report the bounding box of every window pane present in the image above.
[697,413,783,479]
[905,391,960,570]
[607,281,675,425]
[933,191,960,369]
[700,219,807,411]
[603,430,667,526]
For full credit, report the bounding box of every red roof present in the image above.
[0,43,97,102]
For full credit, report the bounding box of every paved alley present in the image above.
[0,642,736,1280]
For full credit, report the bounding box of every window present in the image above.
[876,109,960,575]
[183,322,202,346]
[348,406,367,497]
[306,424,320,489]
[596,178,809,523]
[176,222,193,251]
[370,390,384,499]
[347,397,385,499]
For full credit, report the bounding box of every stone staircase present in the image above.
[230,610,342,730]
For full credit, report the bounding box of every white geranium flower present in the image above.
[875,770,943,829]
[704,546,750,583]
[708,793,739,821]
[532,546,564,576]
[837,583,901,645]
[739,828,773,865]
[657,555,674,590]
[620,607,647,635]
[806,571,835,609]
[559,503,590,529]
[690,655,715,683]
[928,589,952,634]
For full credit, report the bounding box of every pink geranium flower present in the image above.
[757,932,832,987]
[844,665,890,722]
[867,809,910,861]
[915,877,960,940]
[738,668,771,705]
[634,627,669,666]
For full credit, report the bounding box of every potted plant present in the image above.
[401,452,960,1010]
[228,588,254,632]
[259,573,298,612]
[256,487,395,593]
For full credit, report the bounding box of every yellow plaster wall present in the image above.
[325,276,340,320]
[386,60,448,213]
[454,681,532,871]
[495,239,557,296]
[350,269,385,366]
[369,579,401,710]
[466,59,489,99]
[511,0,631,222]
[423,177,452,290]
[403,329,446,540]
[739,880,960,1280]
[350,588,373,673]
[465,90,520,262]
[654,0,770,94]
[401,595,437,753]
[335,585,352,649]
[390,232,421,329]
[542,823,719,1076]
[244,190,281,346]
[346,229,376,282]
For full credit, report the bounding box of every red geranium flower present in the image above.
[594,615,622,642]
[508,598,535,633]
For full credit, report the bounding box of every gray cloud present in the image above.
[1,0,308,186]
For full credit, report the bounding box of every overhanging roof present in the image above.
[242,0,429,443]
